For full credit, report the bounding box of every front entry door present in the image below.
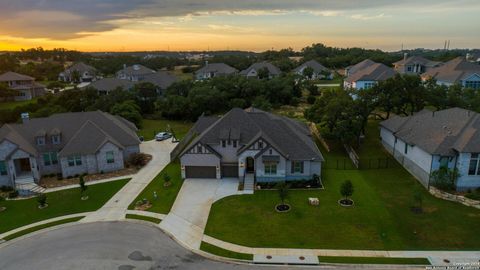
[19,158,31,172]
[246,157,254,173]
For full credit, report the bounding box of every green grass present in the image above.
[0,179,129,234]
[200,242,253,261]
[125,214,161,224]
[3,217,84,241]
[138,119,193,141]
[318,256,430,265]
[204,122,480,250]
[0,98,37,111]
[128,162,183,214]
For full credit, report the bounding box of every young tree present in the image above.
[277,182,289,206]
[412,189,423,212]
[37,194,47,208]
[163,173,171,187]
[340,180,354,201]
[79,176,88,199]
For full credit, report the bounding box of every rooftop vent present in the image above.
[21,112,29,123]
[133,65,140,71]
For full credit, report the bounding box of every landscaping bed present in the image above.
[0,179,129,234]
[125,214,161,224]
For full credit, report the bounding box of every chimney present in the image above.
[403,53,408,61]
[21,113,29,123]
[123,64,127,70]
[205,60,209,66]
[466,53,472,61]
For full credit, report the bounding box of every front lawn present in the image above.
[0,98,37,111]
[0,179,129,234]
[128,162,183,214]
[204,122,480,250]
[138,119,193,141]
[200,242,253,261]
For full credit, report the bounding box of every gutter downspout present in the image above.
[427,156,434,190]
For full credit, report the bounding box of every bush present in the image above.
[8,190,18,199]
[0,195,5,202]
[430,167,458,191]
[465,188,480,201]
[340,180,354,200]
[307,95,316,104]
[56,173,63,181]
[0,185,14,192]
[128,153,150,167]
[37,194,47,207]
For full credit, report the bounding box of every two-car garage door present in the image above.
[185,166,216,179]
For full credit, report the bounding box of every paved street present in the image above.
[0,222,317,270]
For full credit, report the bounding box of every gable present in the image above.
[185,142,218,156]
[464,73,480,82]
[0,140,18,160]
[247,138,266,151]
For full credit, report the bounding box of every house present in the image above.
[393,54,442,75]
[293,60,333,80]
[176,108,324,190]
[380,108,480,191]
[421,57,480,89]
[141,71,178,93]
[195,62,237,80]
[343,60,396,89]
[240,62,282,79]
[59,62,98,83]
[116,64,156,81]
[0,111,141,189]
[84,78,135,95]
[0,72,46,101]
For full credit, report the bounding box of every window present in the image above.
[258,141,263,149]
[106,151,115,164]
[51,135,61,144]
[264,162,277,175]
[465,80,480,89]
[36,136,45,146]
[43,152,58,166]
[292,161,304,174]
[468,153,480,176]
[407,66,413,72]
[439,157,449,168]
[0,161,7,176]
[68,155,82,167]
[233,140,237,148]
[363,82,377,89]
[197,145,202,153]
[404,143,408,154]
[394,137,398,143]
[227,140,231,146]
[221,140,226,147]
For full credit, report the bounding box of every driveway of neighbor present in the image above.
[0,222,318,270]
[81,140,177,223]
[160,178,240,250]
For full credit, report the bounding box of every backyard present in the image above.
[204,122,480,250]
[138,119,193,141]
[0,98,37,111]
[0,179,129,234]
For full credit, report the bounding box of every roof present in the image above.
[181,108,324,161]
[294,60,331,74]
[0,111,140,158]
[380,107,480,155]
[393,56,441,67]
[0,72,34,82]
[422,57,480,84]
[346,59,376,75]
[142,71,177,89]
[195,63,237,75]
[240,62,282,76]
[86,78,135,92]
[116,64,155,77]
[345,62,396,83]
[63,62,96,75]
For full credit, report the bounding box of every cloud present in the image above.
[350,13,390,20]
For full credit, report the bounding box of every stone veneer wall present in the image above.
[429,186,480,209]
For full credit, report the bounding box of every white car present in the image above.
[155,132,172,141]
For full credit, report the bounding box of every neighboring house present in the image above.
[293,60,333,80]
[116,64,156,81]
[240,62,282,79]
[141,71,178,93]
[343,60,396,89]
[0,72,46,101]
[84,78,135,95]
[59,62,98,83]
[195,62,237,80]
[0,111,141,189]
[176,108,324,189]
[393,55,442,75]
[380,108,480,191]
[421,57,480,89]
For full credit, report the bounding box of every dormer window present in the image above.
[51,135,61,145]
[36,136,45,146]
[221,140,226,147]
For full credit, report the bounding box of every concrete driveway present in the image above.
[81,140,177,222]
[160,178,240,249]
[0,222,315,270]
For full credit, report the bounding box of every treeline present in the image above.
[305,75,480,144]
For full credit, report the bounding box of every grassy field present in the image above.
[3,217,84,241]
[0,179,129,234]
[128,162,183,214]
[125,214,161,224]
[200,242,253,261]
[204,122,480,250]
[318,256,430,265]
[0,98,37,111]
[138,119,193,141]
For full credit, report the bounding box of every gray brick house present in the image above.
[0,111,140,189]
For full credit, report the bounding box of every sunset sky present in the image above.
[0,0,479,52]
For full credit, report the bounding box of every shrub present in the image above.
[0,185,14,192]
[0,195,5,202]
[56,173,63,181]
[163,173,171,184]
[340,180,354,201]
[307,95,316,104]
[128,153,150,167]
[430,167,458,191]
[37,194,47,207]
[8,190,18,199]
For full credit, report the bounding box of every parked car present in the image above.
[155,132,172,141]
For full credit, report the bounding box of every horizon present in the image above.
[1,1,479,52]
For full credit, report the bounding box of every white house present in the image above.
[344,59,396,90]
[380,108,480,191]
[421,56,480,89]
